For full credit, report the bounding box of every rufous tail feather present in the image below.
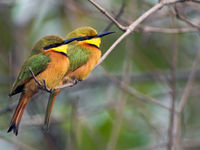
[43,89,60,131]
[7,93,30,136]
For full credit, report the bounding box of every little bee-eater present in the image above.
[8,36,70,136]
[44,27,115,129]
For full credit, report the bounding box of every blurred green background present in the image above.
[0,0,200,150]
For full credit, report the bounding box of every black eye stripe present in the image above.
[43,31,114,50]
[43,36,97,50]
[44,43,63,50]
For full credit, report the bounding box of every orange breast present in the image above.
[25,51,69,93]
[67,44,101,81]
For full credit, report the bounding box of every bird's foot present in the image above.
[38,79,52,93]
[68,79,78,87]
[28,67,52,93]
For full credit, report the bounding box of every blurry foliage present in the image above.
[0,0,200,150]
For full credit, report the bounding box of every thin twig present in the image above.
[106,38,132,150]
[120,18,199,33]
[103,0,126,31]
[138,25,198,33]
[178,49,200,115]
[167,11,178,150]
[174,5,200,31]
[88,0,128,31]
[173,48,200,150]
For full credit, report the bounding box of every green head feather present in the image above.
[31,35,64,55]
[65,27,98,39]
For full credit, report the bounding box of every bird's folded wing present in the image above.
[9,53,51,96]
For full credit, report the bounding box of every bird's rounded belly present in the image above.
[25,52,69,92]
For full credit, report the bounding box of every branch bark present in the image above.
[88,0,127,31]
[95,0,184,66]
[103,0,126,31]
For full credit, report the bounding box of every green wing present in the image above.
[31,35,64,55]
[9,53,51,96]
[67,44,91,71]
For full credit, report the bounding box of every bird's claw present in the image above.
[38,79,52,93]
[69,79,78,87]
[28,67,52,93]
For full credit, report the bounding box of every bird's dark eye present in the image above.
[44,43,61,50]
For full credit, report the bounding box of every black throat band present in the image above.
[87,43,100,49]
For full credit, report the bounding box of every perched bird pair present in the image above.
[8,27,114,136]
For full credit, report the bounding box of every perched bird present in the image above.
[8,36,70,136]
[44,27,114,129]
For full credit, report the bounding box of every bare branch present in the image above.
[121,18,199,33]
[103,0,126,31]
[138,25,198,33]
[178,49,200,113]
[88,0,128,31]
[174,5,200,31]
[55,79,78,89]
[167,12,178,150]
[173,48,200,150]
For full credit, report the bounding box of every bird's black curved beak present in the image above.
[69,31,116,40]
[95,31,115,38]
[63,37,85,44]
[62,31,115,44]
[44,31,116,49]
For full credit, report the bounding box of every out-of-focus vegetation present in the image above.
[0,0,200,150]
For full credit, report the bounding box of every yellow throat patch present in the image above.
[51,44,68,54]
[79,38,101,48]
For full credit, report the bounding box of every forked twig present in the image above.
[174,5,200,31]
[88,0,128,31]
[103,0,126,31]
